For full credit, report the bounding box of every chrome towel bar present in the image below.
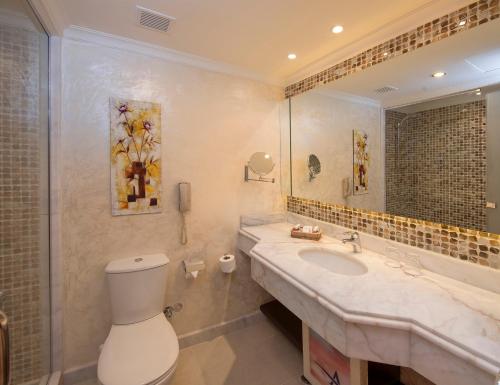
[0,311,9,385]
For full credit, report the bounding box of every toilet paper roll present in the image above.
[219,254,236,273]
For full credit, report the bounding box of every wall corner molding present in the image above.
[28,0,66,36]
[63,25,280,86]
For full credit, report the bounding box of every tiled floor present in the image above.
[74,317,304,385]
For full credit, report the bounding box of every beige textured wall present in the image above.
[290,91,384,212]
[60,38,283,370]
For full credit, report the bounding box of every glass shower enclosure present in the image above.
[0,0,51,384]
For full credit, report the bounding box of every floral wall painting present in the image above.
[110,98,161,215]
[353,129,369,195]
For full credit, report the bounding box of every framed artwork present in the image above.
[110,98,161,215]
[353,129,369,195]
[303,324,367,385]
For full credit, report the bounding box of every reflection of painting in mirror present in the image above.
[110,98,161,216]
[353,129,369,195]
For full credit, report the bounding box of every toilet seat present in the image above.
[98,313,179,385]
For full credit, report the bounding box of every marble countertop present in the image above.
[241,222,500,376]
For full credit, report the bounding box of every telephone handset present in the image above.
[178,182,191,245]
[179,182,191,213]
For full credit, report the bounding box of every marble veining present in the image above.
[240,220,500,385]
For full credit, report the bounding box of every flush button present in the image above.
[134,258,143,262]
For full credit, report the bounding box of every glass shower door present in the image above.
[0,0,51,384]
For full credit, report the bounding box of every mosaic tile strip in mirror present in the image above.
[284,0,500,98]
[287,196,500,269]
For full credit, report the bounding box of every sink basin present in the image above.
[298,247,367,276]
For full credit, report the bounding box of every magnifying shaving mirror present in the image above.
[244,152,275,183]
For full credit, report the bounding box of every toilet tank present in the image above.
[105,254,169,325]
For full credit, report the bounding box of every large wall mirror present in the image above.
[287,18,500,234]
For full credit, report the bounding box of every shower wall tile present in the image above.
[287,196,499,269]
[0,24,43,384]
[385,101,487,231]
[285,0,500,98]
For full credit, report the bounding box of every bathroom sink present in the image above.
[298,248,367,276]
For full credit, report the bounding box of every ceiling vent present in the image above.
[374,86,399,94]
[137,6,175,33]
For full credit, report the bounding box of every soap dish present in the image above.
[291,229,322,241]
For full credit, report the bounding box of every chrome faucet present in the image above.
[342,231,362,253]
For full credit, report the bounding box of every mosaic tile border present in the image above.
[287,196,500,269]
[284,0,500,98]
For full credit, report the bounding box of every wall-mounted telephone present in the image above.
[179,182,191,213]
[178,182,191,244]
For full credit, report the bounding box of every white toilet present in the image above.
[98,254,179,385]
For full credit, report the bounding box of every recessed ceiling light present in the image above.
[458,19,467,26]
[332,25,344,34]
[288,53,297,60]
[432,71,446,78]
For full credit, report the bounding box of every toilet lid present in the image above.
[98,313,179,385]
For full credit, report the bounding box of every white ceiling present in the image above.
[314,19,500,108]
[38,0,473,84]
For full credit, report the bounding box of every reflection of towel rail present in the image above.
[244,165,275,183]
[0,310,10,385]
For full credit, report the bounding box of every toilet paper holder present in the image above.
[183,259,205,279]
[164,303,183,319]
